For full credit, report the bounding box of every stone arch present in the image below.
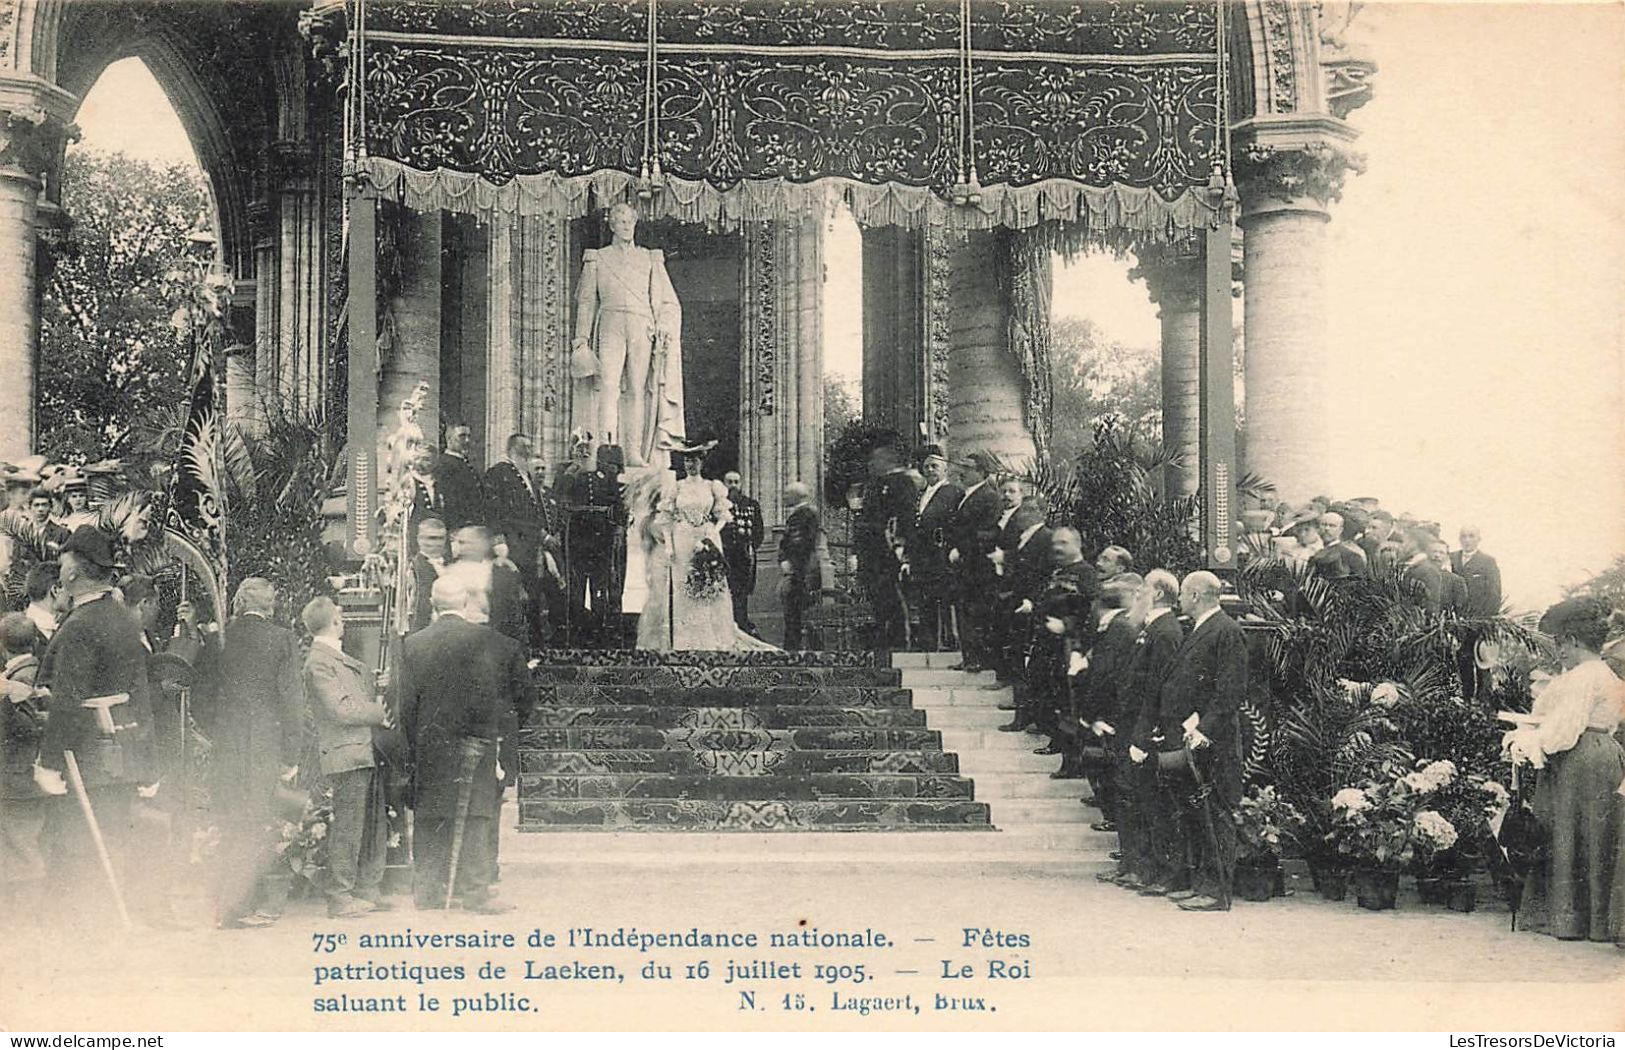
[49,5,279,279]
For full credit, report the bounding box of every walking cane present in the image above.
[63,750,134,930]
[1186,746,1231,909]
[442,737,490,910]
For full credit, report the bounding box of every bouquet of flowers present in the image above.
[686,538,729,601]
[276,788,335,890]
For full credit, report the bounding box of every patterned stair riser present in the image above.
[531,650,881,667]
[533,685,915,708]
[518,798,992,830]
[518,726,943,751]
[532,666,903,687]
[527,706,926,729]
[520,750,960,775]
[519,773,974,800]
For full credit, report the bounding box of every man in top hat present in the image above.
[906,445,961,650]
[558,434,625,647]
[435,424,485,532]
[32,526,166,929]
[946,452,1003,671]
[720,471,764,636]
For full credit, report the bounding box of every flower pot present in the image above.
[1272,867,1287,898]
[1415,875,1450,905]
[1308,860,1349,901]
[1354,868,1400,911]
[1234,859,1280,903]
[1445,879,1477,913]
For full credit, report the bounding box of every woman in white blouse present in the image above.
[1503,597,1625,943]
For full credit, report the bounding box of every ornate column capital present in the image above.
[0,106,75,186]
[1233,114,1365,218]
[1316,2,1379,119]
[1131,244,1204,309]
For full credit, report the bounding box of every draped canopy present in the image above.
[355,0,1222,236]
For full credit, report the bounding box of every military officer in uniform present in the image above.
[906,446,961,650]
[855,443,919,650]
[558,436,625,647]
[720,471,764,635]
[32,526,163,930]
[1010,527,1098,744]
[946,453,1002,671]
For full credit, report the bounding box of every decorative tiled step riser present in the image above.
[519,773,974,800]
[517,727,944,750]
[532,666,902,687]
[527,706,926,729]
[518,798,992,830]
[520,750,960,776]
[531,650,880,668]
[533,685,914,708]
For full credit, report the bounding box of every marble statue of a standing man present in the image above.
[572,203,684,468]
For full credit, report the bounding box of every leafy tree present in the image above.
[1049,316,1161,463]
[37,149,209,463]
[823,375,859,452]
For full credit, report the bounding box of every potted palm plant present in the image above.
[1232,784,1304,902]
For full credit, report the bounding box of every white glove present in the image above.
[1017,599,1034,615]
[1128,745,1148,765]
[1044,616,1065,635]
[280,766,299,783]
[948,549,961,564]
[1066,650,1087,677]
[989,549,1005,566]
[1091,721,1116,738]
[496,761,506,781]
[34,764,67,796]
[1184,727,1210,750]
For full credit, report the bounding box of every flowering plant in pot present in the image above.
[1326,774,1423,910]
[1231,784,1304,902]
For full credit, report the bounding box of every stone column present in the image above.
[1135,248,1204,496]
[0,93,74,460]
[378,208,441,440]
[786,216,824,515]
[1234,135,1358,505]
[947,231,1035,467]
[860,226,923,438]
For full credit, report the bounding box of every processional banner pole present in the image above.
[1198,182,1239,575]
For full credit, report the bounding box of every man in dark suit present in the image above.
[906,446,962,651]
[399,574,535,913]
[405,444,448,556]
[856,444,919,650]
[435,424,485,532]
[1431,539,1469,615]
[1067,575,1141,828]
[1009,527,1098,741]
[1451,525,1502,697]
[987,479,1034,686]
[992,501,1051,708]
[302,596,392,919]
[1360,508,1397,572]
[1110,570,1186,890]
[1401,529,1446,614]
[32,527,161,931]
[450,525,531,648]
[720,471,764,636]
[1309,511,1370,581]
[778,483,824,650]
[558,440,626,647]
[211,577,306,928]
[407,518,449,634]
[484,433,546,646]
[1147,571,1248,912]
[947,452,1002,671]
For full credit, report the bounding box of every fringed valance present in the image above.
[355,0,1221,237]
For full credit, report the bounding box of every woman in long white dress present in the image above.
[630,448,777,652]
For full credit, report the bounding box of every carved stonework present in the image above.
[1236,141,1365,206]
[745,221,777,418]
[297,0,349,88]
[0,109,75,181]
[1260,0,1299,113]
[923,226,954,444]
[1131,244,1204,308]
[1317,1,1377,118]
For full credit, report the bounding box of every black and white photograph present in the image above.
[0,0,1621,1035]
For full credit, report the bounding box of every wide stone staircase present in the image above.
[508,649,1113,872]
